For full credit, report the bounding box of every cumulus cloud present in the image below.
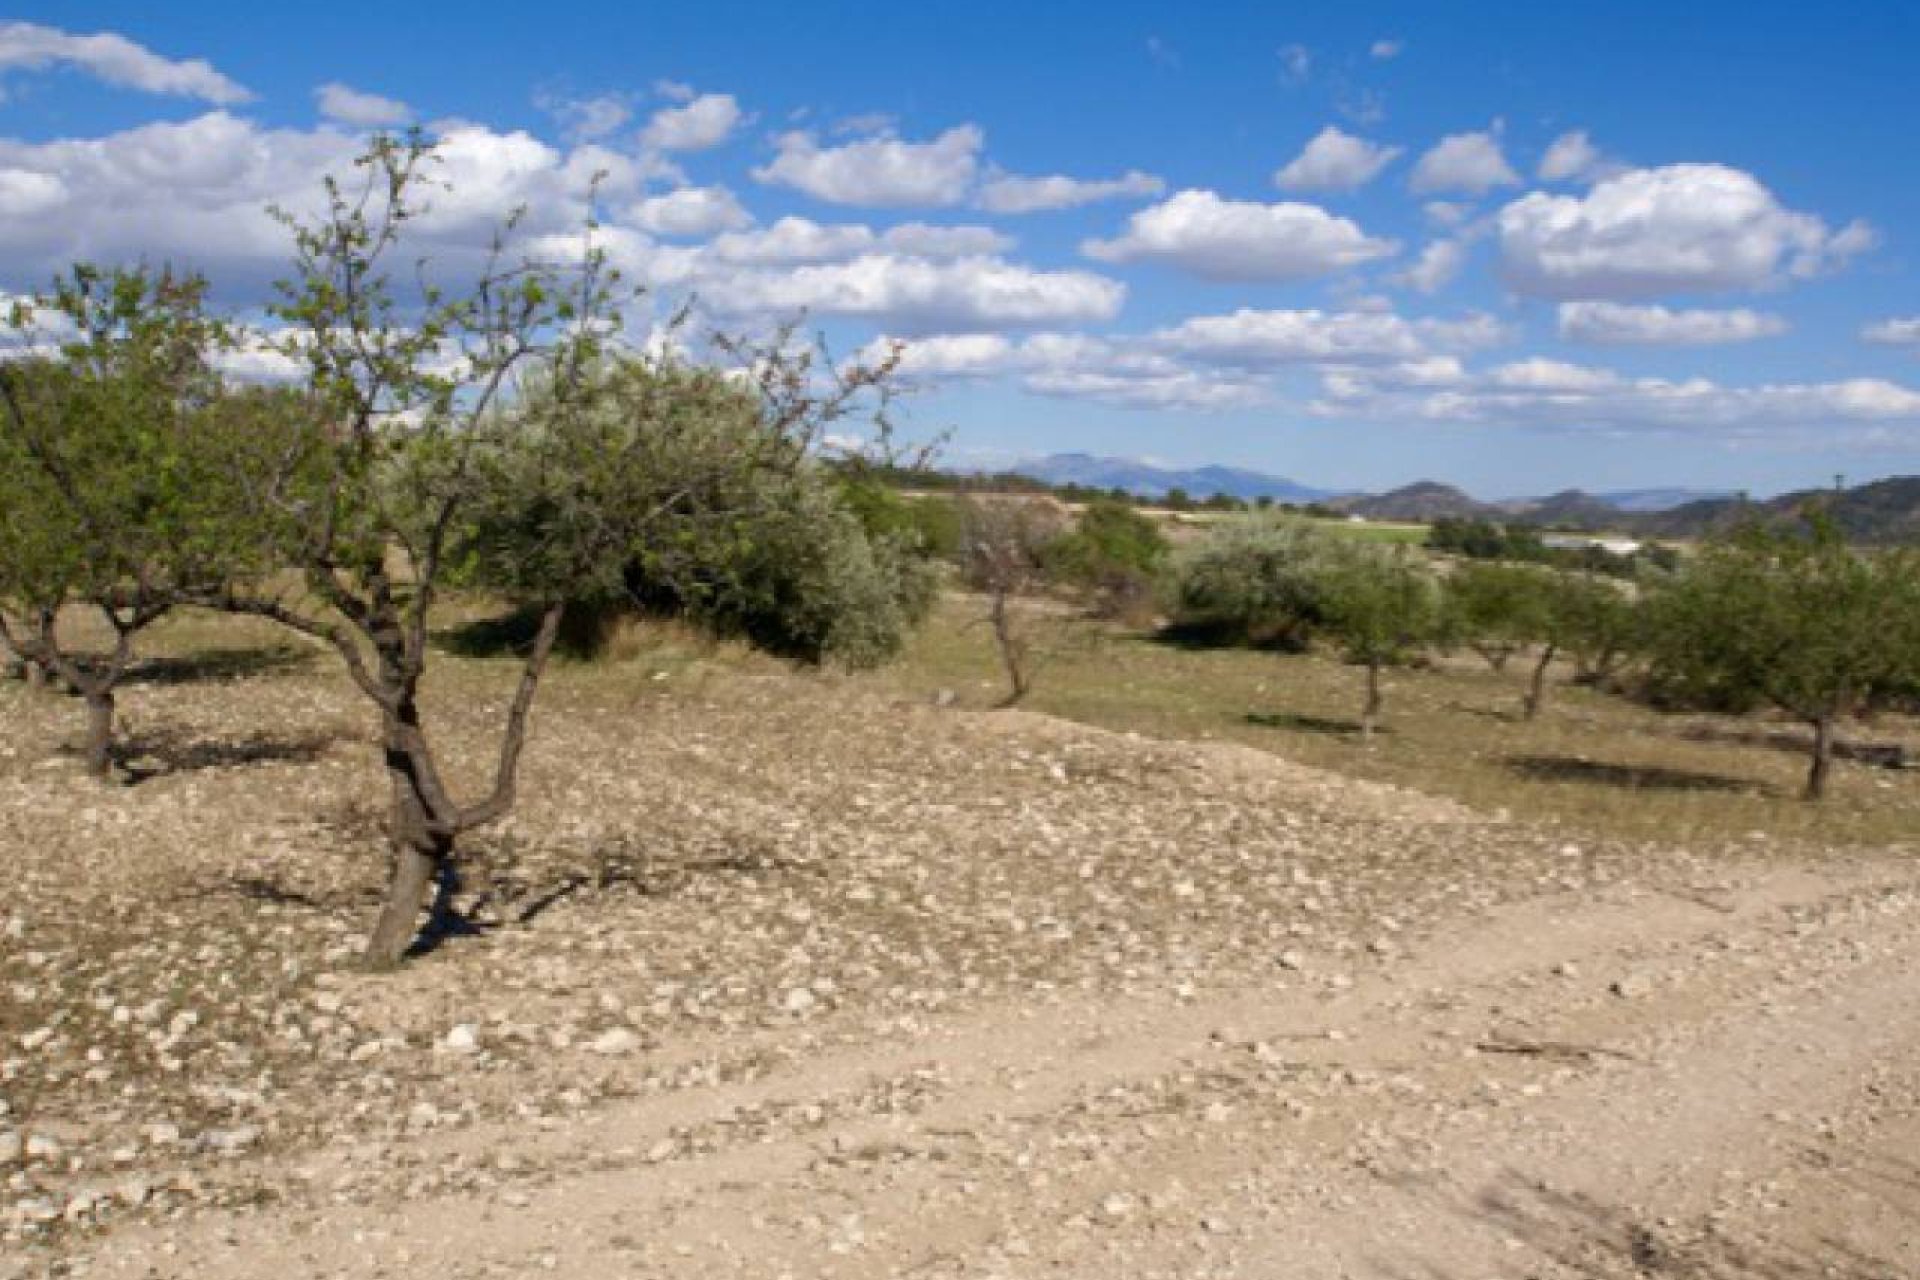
[1537,130,1610,183]
[976,169,1164,214]
[315,82,411,127]
[1312,356,1920,437]
[1497,163,1873,299]
[1558,301,1787,346]
[1394,239,1468,294]
[1273,126,1401,194]
[537,91,633,142]
[860,330,1265,411]
[698,216,1011,266]
[1082,189,1397,282]
[752,125,982,208]
[0,111,642,277]
[1862,317,1920,347]
[1410,129,1519,196]
[0,21,250,104]
[1151,307,1504,367]
[626,186,752,237]
[638,92,743,152]
[695,253,1124,333]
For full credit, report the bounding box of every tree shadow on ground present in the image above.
[433,606,549,659]
[1245,710,1376,737]
[1361,1165,1912,1279]
[406,833,798,959]
[114,726,341,784]
[129,645,314,686]
[1503,753,1769,795]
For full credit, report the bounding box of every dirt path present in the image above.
[71,857,1920,1279]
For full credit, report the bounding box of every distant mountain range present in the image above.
[993,454,1920,545]
[1003,453,1728,518]
[1011,452,1336,503]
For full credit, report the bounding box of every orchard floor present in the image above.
[2,603,1917,1278]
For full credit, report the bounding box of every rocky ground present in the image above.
[2,642,1916,1277]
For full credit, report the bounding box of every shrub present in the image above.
[1168,514,1342,648]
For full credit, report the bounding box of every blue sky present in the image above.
[4,2,1919,496]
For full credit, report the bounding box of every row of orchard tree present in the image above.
[0,137,937,966]
[1168,513,1920,799]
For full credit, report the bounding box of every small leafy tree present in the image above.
[1643,518,1920,799]
[1552,571,1640,687]
[1045,498,1169,622]
[1317,544,1445,740]
[0,267,251,777]
[219,136,901,965]
[957,495,1068,706]
[1445,561,1550,673]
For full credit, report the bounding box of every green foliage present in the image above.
[1044,499,1169,621]
[1444,561,1554,670]
[1426,516,1546,562]
[1316,543,1445,671]
[1551,571,1641,683]
[1642,519,1920,724]
[1168,514,1344,648]
[837,478,962,561]
[460,358,934,670]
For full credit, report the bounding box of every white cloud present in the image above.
[1082,189,1397,282]
[0,112,642,276]
[1370,39,1403,59]
[638,92,743,152]
[1312,357,1920,437]
[1863,317,1920,347]
[976,169,1164,214]
[1151,307,1503,367]
[1558,301,1787,346]
[752,125,982,208]
[1395,239,1468,294]
[0,21,250,104]
[1410,129,1519,196]
[699,216,1010,266]
[1498,163,1872,299]
[696,253,1124,332]
[862,330,1264,411]
[315,82,411,128]
[1273,126,1401,194]
[1537,130,1607,183]
[626,185,752,237]
[538,92,633,142]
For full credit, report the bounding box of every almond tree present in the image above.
[1317,544,1445,741]
[1644,517,1920,799]
[221,136,899,966]
[0,268,240,777]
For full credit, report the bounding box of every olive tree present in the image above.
[0,268,248,777]
[1168,513,1342,649]
[1444,561,1548,674]
[1317,544,1445,741]
[1644,519,1920,799]
[216,136,902,966]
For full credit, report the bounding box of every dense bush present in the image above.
[1167,514,1343,648]
[1045,499,1169,622]
[463,361,937,670]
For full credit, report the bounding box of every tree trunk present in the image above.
[1360,661,1383,742]
[991,591,1029,707]
[1523,644,1557,720]
[365,704,455,968]
[82,687,115,780]
[1805,714,1834,801]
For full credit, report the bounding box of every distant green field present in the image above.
[1309,517,1430,545]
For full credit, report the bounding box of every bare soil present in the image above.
[2,624,1916,1278]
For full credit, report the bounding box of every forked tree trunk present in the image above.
[366,704,456,968]
[1360,661,1383,742]
[1805,714,1835,801]
[1522,644,1557,721]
